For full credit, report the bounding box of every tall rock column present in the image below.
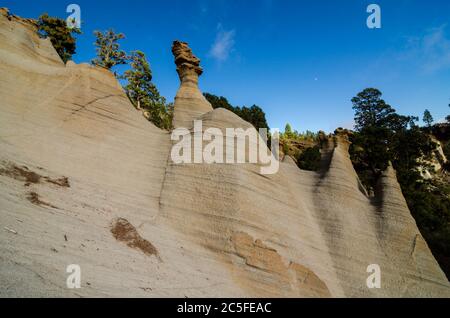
[172,40,212,128]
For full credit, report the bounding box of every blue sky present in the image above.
[4,0,450,132]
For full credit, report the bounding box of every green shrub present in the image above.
[297,146,321,171]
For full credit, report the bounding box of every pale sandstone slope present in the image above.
[0,9,449,297]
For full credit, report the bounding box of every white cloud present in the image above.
[209,24,236,62]
[405,25,450,73]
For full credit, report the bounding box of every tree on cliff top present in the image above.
[351,88,425,180]
[351,88,396,176]
[423,109,434,128]
[91,29,127,70]
[37,13,81,63]
[352,88,396,131]
[121,51,172,130]
[121,50,153,110]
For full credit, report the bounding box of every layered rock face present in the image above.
[0,9,449,297]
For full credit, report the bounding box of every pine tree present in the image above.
[351,88,396,131]
[121,51,172,129]
[423,109,434,127]
[37,13,81,63]
[350,88,400,180]
[91,29,127,70]
[284,123,293,138]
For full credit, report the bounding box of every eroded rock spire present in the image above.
[172,40,203,80]
[171,40,212,128]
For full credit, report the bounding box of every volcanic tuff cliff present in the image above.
[0,9,449,297]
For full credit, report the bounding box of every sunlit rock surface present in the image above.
[0,9,449,297]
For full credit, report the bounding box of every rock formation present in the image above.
[172,40,203,78]
[171,40,212,128]
[0,9,449,297]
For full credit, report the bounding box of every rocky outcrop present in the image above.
[0,10,449,297]
[420,135,447,178]
[172,40,203,79]
[171,41,212,128]
[0,9,171,297]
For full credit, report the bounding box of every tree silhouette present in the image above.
[423,109,434,127]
